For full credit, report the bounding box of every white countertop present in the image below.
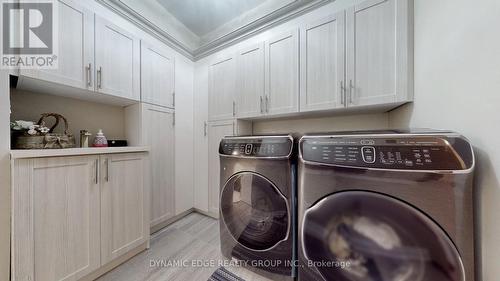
[10,146,149,159]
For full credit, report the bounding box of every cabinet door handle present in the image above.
[86,63,92,87]
[340,81,345,105]
[349,79,354,104]
[105,158,109,182]
[204,121,207,137]
[97,67,102,89]
[265,96,269,113]
[94,158,99,184]
[232,101,236,116]
[172,92,175,107]
[260,96,263,114]
[172,112,175,126]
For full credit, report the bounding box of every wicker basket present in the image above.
[13,113,76,149]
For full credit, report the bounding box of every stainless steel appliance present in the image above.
[298,130,475,281]
[219,135,296,281]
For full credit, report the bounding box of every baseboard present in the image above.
[80,241,148,281]
[194,208,219,219]
[150,208,195,234]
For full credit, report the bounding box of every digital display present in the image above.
[220,137,293,158]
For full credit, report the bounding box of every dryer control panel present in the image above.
[220,136,293,158]
[301,135,473,170]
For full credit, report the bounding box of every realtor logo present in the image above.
[1,0,58,69]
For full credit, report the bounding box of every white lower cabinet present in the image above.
[11,152,149,281]
[100,153,149,264]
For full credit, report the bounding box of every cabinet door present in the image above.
[265,30,299,115]
[95,16,140,101]
[141,42,175,108]
[12,156,100,281]
[207,120,234,218]
[300,12,346,112]
[100,153,148,264]
[236,43,265,118]
[20,0,94,90]
[208,55,236,121]
[346,0,412,106]
[143,105,175,227]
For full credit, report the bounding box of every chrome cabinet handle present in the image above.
[340,81,345,105]
[232,101,236,116]
[204,121,207,136]
[349,79,354,104]
[172,112,175,126]
[105,158,109,182]
[97,67,102,89]
[265,96,269,113]
[86,63,92,87]
[260,96,263,114]
[172,92,175,107]
[94,158,98,184]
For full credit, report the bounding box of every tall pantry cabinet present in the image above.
[126,42,177,231]
[205,120,252,218]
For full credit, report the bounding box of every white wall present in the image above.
[0,71,11,281]
[253,113,388,134]
[389,0,500,279]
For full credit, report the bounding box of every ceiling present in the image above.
[156,0,268,37]
[101,0,331,60]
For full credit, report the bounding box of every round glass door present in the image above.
[221,172,289,251]
[302,191,465,281]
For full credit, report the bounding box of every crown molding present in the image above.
[96,0,333,61]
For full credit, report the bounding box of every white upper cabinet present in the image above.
[20,0,94,90]
[346,0,413,107]
[141,42,175,108]
[236,43,265,118]
[265,29,299,115]
[208,54,236,121]
[95,16,140,101]
[300,12,346,112]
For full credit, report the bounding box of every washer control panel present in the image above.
[301,136,469,170]
[220,136,293,158]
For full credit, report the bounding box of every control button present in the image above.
[414,153,422,158]
[425,159,432,163]
[245,144,253,155]
[361,139,375,145]
[405,160,414,166]
[424,154,431,158]
[361,146,376,163]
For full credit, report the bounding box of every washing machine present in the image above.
[297,130,475,281]
[219,135,297,281]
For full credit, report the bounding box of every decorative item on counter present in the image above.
[93,129,108,147]
[11,113,76,149]
[80,130,92,148]
[108,140,128,147]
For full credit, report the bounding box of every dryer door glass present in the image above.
[302,191,465,281]
[221,172,289,251]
